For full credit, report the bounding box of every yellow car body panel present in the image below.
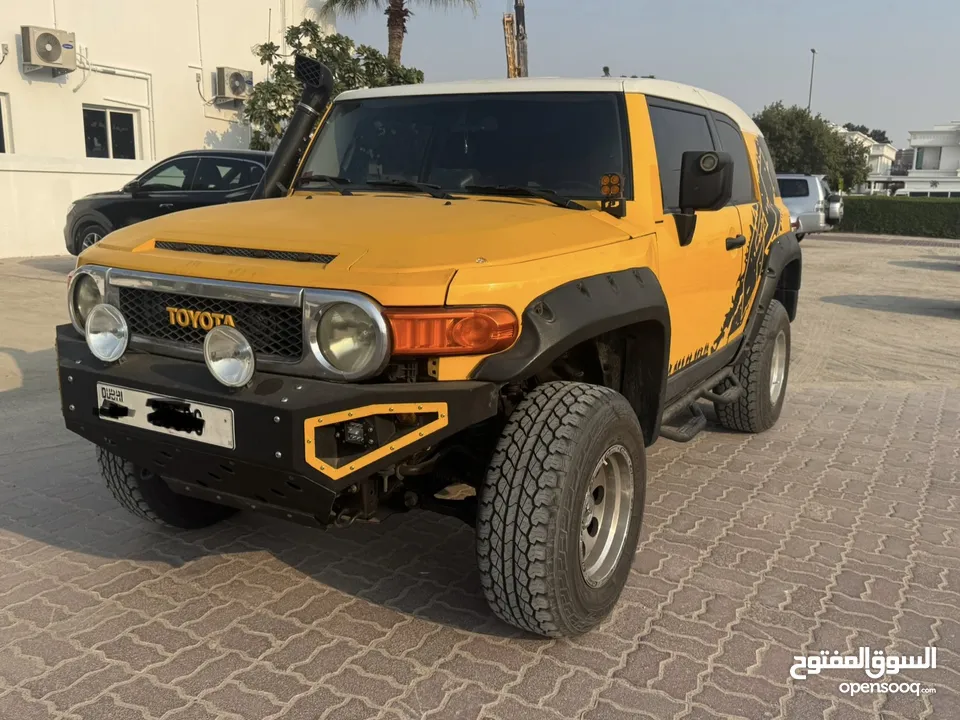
[79,192,640,308]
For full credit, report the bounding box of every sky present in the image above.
[333,0,957,148]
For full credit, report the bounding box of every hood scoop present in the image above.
[154,241,336,265]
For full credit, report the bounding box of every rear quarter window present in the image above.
[777,178,810,198]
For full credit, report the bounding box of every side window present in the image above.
[714,117,756,205]
[138,157,199,191]
[777,178,810,198]
[244,162,265,187]
[194,157,265,191]
[82,107,138,159]
[648,104,715,211]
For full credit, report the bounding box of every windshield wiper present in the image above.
[365,179,454,200]
[296,173,353,195]
[462,185,588,211]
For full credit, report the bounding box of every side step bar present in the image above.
[659,369,744,443]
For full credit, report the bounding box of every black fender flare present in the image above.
[733,231,802,365]
[471,268,671,442]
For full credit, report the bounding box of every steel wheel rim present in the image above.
[580,444,634,588]
[80,231,102,251]
[769,330,787,403]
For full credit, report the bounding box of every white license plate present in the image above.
[96,383,235,449]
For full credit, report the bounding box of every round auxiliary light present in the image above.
[72,274,102,330]
[699,152,719,173]
[85,304,129,363]
[316,302,381,377]
[204,325,256,388]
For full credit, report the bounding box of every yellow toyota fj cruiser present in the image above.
[58,57,801,637]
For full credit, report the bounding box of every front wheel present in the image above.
[75,222,108,254]
[476,382,646,637]
[98,447,236,529]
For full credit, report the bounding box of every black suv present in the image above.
[64,149,273,255]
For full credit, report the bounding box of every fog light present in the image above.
[85,304,128,362]
[344,421,366,445]
[204,325,255,388]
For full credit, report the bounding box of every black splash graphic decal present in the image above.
[669,136,783,376]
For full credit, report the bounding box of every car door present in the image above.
[711,113,761,345]
[187,156,267,211]
[123,156,200,226]
[646,99,745,375]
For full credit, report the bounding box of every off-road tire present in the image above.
[715,298,791,433]
[476,382,646,637]
[98,447,236,529]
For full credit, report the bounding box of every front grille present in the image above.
[118,287,303,361]
[155,241,336,265]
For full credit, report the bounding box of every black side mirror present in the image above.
[673,151,734,247]
[679,150,734,213]
[123,179,141,195]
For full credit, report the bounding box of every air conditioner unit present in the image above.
[21,25,76,76]
[215,66,253,102]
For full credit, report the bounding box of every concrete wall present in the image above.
[0,0,333,258]
[0,155,150,257]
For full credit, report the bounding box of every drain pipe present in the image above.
[254,55,334,200]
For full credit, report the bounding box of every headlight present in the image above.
[315,302,383,378]
[85,304,128,362]
[204,325,255,388]
[71,274,103,332]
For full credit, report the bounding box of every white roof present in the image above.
[336,77,762,137]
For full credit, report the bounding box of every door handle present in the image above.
[159,203,175,211]
[726,234,746,250]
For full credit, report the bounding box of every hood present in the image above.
[82,192,633,306]
[78,189,126,202]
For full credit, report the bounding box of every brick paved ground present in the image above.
[1,236,958,720]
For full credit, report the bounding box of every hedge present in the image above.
[837,196,960,239]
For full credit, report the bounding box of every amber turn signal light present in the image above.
[385,307,519,356]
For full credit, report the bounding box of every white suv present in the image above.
[777,173,843,240]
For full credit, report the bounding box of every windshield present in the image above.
[300,92,630,200]
[777,178,810,198]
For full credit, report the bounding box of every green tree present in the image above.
[843,122,869,135]
[755,102,869,190]
[833,137,871,189]
[843,122,890,144]
[317,0,477,65]
[244,21,423,150]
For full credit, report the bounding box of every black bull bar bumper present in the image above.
[56,325,500,525]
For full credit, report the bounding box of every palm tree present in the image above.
[319,0,478,65]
